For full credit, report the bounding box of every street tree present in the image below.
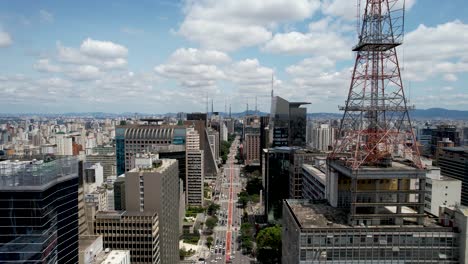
[256,225,282,263]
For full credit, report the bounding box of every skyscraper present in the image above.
[243,115,261,166]
[269,96,309,147]
[0,156,79,263]
[311,124,335,152]
[125,157,180,264]
[186,128,204,206]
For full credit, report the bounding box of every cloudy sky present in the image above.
[0,0,467,113]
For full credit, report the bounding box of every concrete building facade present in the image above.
[124,158,180,264]
[438,147,468,205]
[311,124,335,152]
[94,211,160,264]
[302,163,326,200]
[425,166,462,216]
[283,199,462,264]
[186,128,204,206]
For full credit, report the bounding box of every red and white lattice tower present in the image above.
[328,0,422,169]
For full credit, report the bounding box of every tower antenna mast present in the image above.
[328,0,421,169]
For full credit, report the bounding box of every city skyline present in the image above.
[0,0,467,114]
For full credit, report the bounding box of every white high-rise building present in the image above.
[186,128,204,206]
[311,124,335,152]
[56,134,73,155]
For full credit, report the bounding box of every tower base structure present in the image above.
[327,159,426,227]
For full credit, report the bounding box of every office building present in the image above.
[417,126,434,155]
[262,147,318,219]
[207,128,220,162]
[79,235,131,264]
[86,152,116,179]
[56,133,73,155]
[269,96,309,147]
[125,157,179,264]
[243,116,261,166]
[438,147,468,205]
[94,211,160,264]
[424,166,462,216]
[302,163,326,200]
[311,124,335,152]
[462,127,468,146]
[431,125,461,155]
[186,128,204,206]
[185,113,218,178]
[0,156,79,263]
[115,124,186,176]
[282,199,463,264]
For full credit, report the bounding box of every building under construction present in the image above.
[283,0,466,263]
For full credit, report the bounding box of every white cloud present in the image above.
[178,0,321,51]
[55,40,128,70]
[0,30,12,47]
[155,48,228,89]
[34,59,62,73]
[80,38,128,58]
[179,20,272,52]
[228,58,276,94]
[263,31,351,59]
[403,20,468,81]
[39,9,54,23]
[286,56,335,76]
[168,48,231,65]
[443,74,458,82]
[67,65,102,81]
[285,55,352,106]
[263,17,352,60]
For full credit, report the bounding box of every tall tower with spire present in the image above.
[327,0,425,226]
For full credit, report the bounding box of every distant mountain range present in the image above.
[0,108,467,120]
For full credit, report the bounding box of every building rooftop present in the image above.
[130,158,176,173]
[99,250,130,264]
[329,158,426,177]
[442,146,468,154]
[78,235,101,253]
[285,199,443,229]
[96,210,156,219]
[0,156,78,190]
[302,164,326,185]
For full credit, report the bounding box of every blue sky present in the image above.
[0,0,467,113]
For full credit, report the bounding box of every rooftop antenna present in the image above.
[356,0,361,36]
[205,94,208,114]
[224,98,227,116]
[229,104,231,118]
[271,73,274,98]
[211,99,214,115]
[246,101,249,117]
[255,96,258,116]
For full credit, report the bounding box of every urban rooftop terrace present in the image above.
[0,155,78,190]
[285,199,448,230]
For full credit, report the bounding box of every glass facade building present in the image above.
[269,96,309,147]
[0,156,79,263]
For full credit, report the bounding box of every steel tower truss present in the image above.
[329,0,422,169]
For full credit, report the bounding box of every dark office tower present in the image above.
[259,116,270,169]
[0,156,79,263]
[462,127,468,146]
[438,147,468,205]
[269,96,309,147]
[115,124,187,177]
[431,125,461,155]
